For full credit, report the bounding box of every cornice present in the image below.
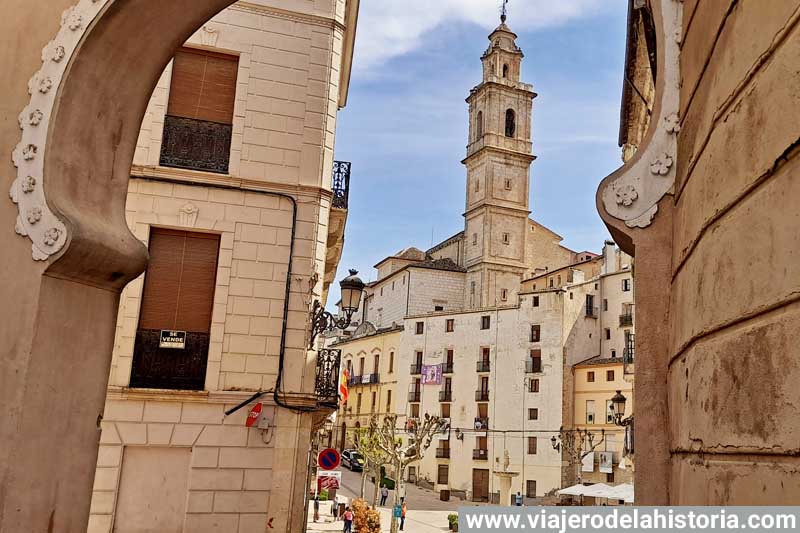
[231,2,346,32]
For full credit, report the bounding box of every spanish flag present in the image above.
[339,368,350,403]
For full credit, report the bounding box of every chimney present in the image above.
[602,240,616,275]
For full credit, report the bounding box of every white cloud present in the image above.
[354,0,608,71]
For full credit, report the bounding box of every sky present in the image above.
[329,0,629,301]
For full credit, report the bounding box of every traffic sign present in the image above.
[318,448,341,470]
[317,470,341,490]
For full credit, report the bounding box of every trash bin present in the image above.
[440,489,450,501]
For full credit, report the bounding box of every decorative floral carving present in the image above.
[179,203,200,226]
[43,228,62,247]
[650,152,674,176]
[615,184,639,207]
[38,77,53,94]
[62,8,83,31]
[27,207,43,224]
[22,176,37,193]
[15,217,27,236]
[28,109,44,126]
[52,45,66,62]
[22,144,37,161]
[664,112,681,134]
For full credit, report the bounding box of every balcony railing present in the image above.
[475,390,490,402]
[624,333,635,364]
[439,389,453,402]
[476,360,490,373]
[408,390,421,403]
[585,306,599,318]
[436,447,451,459]
[349,373,380,387]
[473,448,489,460]
[619,313,634,327]
[525,359,542,373]
[160,115,232,174]
[315,348,341,407]
[410,364,422,375]
[474,417,489,430]
[332,161,351,209]
[442,362,454,374]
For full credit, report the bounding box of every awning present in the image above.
[556,483,634,503]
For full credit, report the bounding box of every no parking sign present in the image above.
[318,448,341,470]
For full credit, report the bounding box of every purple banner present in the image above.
[421,364,442,385]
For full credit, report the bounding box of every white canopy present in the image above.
[556,483,634,503]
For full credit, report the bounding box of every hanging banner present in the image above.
[599,451,614,474]
[317,470,342,491]
[421,364,442,385]
[581,451,595,472]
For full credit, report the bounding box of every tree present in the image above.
[352,424,390,504]
[371,413,447,533]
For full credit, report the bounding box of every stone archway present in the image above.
[0,1,256,531]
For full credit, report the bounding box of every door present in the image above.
[472,469,490,502]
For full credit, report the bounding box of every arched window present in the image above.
[476,110,484,140]
[505,109,516,137]
[502,63,509,78]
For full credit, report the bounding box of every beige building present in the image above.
[82,2,359,532]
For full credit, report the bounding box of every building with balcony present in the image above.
[85,2,360,532]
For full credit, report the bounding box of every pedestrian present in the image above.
[313,494,320,522]
[343,506,354,533]
[380,484,389,506]
[515,491,523,506]
[400,497,407,531]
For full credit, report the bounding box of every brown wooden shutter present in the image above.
[167,48,238,124]
[138,228,220,334]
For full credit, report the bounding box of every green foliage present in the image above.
[382,476,396,490]
[318,489,328,501]
[448,513,458,526]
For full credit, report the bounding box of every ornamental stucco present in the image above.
[600,0,683,229]
[9,0,109,261]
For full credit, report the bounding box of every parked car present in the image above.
[341,450,365,471]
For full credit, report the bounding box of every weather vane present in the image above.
[501,0,509,23]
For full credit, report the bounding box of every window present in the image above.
[530,324,541,342]
[481,316,491,330]
[607,370,615,381]
[533,296,539,307]
[526,480,537,498]
[549,278,554,288]
[446,319,455,332]
[392,281,395,290]
[586,294,596,316]
[500,289,508,301]
[587,371,595,383]
[504,178,512,190]
[373,354,380,375]
[434,305,444,312]
[527,436,537,454]
[389,352,394,373]
[357,393,362,415]
[502,63,509,78]
[386,390,392,412]
[446,350,454,365]
[476,110,484,140]
[380,287,383,296]
[529,350,542,373]
[359,357,365,376]
[403,275,406,285]
[605,328,611,340]
[411,403,420,418]
[472,233,478,245]
[415,321,424,335]
[622,278,632,292]
[505,108,516,137]
[603,298,608,311]
[528,378,539,393]
[502,232,510,244]
[161,48,238,173]
[569,292,573,300]
[437,464,449,485]
[528,408,539,420]
[371,391,376,411]
[586,400,595,424]
[557,275,561,285]
[130,229,220,391]
[441,403,451,418]
[606,400,614,424]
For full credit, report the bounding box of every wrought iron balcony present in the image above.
[439,389,453,402]
[442,361,454,374]
[408,390,421,402]
[474,417,489,430]
[619,313,634,327]
[585,305,599,318]
[315,348,341,408]
[332,161,351,209]
[348,374,362,386]
[476,360,490,373]
[475,389,490,402]
[525,359,542,373]
[160,115,232,174]
[436,447,451,459]
[350,373,379,387]
[410,364,422,375]
[473,448,489,460]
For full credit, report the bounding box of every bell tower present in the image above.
[463,10,537,309]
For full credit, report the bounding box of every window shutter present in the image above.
[168,48,238,124]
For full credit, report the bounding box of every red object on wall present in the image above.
[246,402,263,427]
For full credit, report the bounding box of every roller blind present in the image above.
[167,47,238,124]
[138,228,220,333]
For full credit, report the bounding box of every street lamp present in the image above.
[609,390,633,426]
[308,269,365,348]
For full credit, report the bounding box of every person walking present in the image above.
[515,491,523,506]
[343,506,354,533]
[400,498,407,531]
[313,495,320,522]
[380,484,389,506]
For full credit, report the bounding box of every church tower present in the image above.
[463,11,537,309]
